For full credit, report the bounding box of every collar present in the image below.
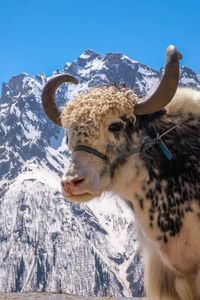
[74,112,191,163]
[74,144,108,162]
[138,110,173,160]
[138,113,191,160]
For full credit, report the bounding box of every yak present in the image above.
[42,46,200,300]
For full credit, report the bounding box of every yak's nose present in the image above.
[61,156,101,198]
[61,176,86,194]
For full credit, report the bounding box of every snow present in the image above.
[92,74,108,81]
[45,146,68,174]
[80,53,91,59]
[0,152,139,295]
[181,76,199,86]
[143,77,160,95]
[78,58,107,76]
[22,76,33,89]
[19,162,61,190]
[122,55,138,64]
[65,62,72,67]
[88,194,136,253]
[57,134,69,153]
[0,122,10,134]
[50,129,65,150]
[87,58,105,70]
[134,66,159,95]
[13,105,21,118]
[23,123,41,141]
[66,82,90,100]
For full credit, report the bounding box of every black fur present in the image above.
[140,116,200,242]
[110,113,200,243]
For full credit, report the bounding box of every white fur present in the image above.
[62,86,200,299]
[166,88,200,117]
[112,88,200,299]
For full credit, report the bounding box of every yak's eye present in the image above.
[108,122,124,133]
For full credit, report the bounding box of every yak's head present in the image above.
[42,46,182,202]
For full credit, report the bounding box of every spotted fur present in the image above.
[139,115,200,241]
[62,85,200,300]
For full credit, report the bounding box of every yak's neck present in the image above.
[114,114,200,202]
[120,115,200,243]
[139,115,200,185]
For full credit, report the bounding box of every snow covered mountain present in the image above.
[0,49,200,297]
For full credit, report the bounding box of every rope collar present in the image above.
[139,116,191,160]
[74,116,191,163]
[74,144,109,162]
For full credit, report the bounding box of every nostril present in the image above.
[61,177,86,193]
[72,177,85,186]
[61,180,69,188]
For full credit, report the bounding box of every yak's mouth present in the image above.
[62,190,99,203]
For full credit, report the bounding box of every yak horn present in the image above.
[134,45,182,115]
[42,74,79,126]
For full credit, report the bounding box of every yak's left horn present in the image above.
[134,45,182,115]
[42,74,79,126]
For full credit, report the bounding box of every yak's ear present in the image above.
[134,45,182,115]
[42,74,78,127]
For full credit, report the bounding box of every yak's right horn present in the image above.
[134,45,182,115]
[42,74,79,126]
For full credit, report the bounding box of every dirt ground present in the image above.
[0,293,114,300]
[0,293,145,300]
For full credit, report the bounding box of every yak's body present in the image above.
[61,86,200,299]
[113,92,200,299]
[42,47,200,299]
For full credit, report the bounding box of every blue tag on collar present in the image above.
[157,138,173,160]
[140,128,173,161]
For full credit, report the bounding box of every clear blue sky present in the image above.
[0,0,200,90]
